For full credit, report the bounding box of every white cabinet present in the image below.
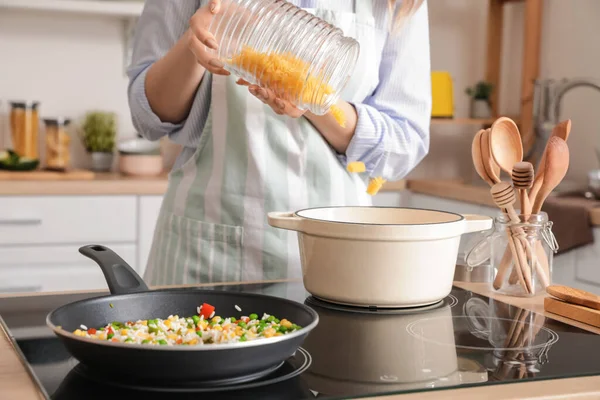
[137,196,163,277]
[0,194,163,294]
[0,244,136,293]
[0,196,136,245]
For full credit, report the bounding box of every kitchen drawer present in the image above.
[0,244,136,293]
[0,196,136,245]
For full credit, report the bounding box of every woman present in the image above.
[127,0,431,286]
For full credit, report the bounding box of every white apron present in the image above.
[144,0,379,286]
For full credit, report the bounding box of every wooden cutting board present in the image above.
[0,169,95,180]
[544,296,600,328]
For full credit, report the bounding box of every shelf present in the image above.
[431,117,521,126]
[0,0,144,18]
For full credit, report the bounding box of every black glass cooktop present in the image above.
[2,282,600,400]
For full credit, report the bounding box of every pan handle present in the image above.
[79,245,149,295]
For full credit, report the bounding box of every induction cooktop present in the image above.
[2,282,600,400]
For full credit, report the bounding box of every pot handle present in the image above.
[462,214,493,234]
[268,212,303,232]
[79,245,149,295]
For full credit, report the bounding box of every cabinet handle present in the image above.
[0,219,42,226]
[0,286,42,293]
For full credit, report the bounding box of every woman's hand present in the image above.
[236,79,306,118]
[187,0,230,76]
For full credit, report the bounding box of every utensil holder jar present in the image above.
[207,0,360,115]
[467,212,558,297]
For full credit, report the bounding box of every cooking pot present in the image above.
[301,300,488,396]
[268,207,493,307]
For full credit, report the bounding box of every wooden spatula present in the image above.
[546,285,600,311]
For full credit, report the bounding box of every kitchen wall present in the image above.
[410,0,600,184]
[0,0,599,179]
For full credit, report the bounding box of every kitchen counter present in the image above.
[406,179,600,226]
[0,173,170,195]
[0,172,408,195]
[2,280,600,400]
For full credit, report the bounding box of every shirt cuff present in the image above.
[336,102,385,176]
[129,66,184,141]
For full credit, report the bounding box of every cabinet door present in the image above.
[0,196,136,245]
[0,244,136,294]
[138,196,164,276]
[574,228,600,289]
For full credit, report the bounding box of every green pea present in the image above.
[273,318,280,324]
[249,313,258,321]
[196,330,202,337]
[124,338,134,343]
[99,327,105,331]
[230,317,237,323]
[238,321,247,329]
[257,326,265,333]
[107,333,114,340]
[267,316,275,322]
[158,339,168,345]
[239,334,247,342]
[142,339,151,344]
[192,315,200,325]
[111,321,124,328]
[278,326,287,333]
[292,324,301,330]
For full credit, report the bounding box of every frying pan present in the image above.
[46,245,318,384]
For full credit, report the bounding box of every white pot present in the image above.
[268,207,492,307]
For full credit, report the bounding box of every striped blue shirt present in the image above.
[127,0,431,181]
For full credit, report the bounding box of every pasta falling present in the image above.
[346,162,386,196]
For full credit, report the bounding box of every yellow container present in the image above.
[431,71,454,118]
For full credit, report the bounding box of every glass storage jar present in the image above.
[10,101,40,159]
[466,212,558,297]
[44,118,71,171]
[207,0,360,115]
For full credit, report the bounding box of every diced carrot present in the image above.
[87,328,97,334]
[111,338,119,342]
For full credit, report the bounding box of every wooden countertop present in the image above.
[407,179,600,226]
[2,280,600,399]
[0,173,170,195]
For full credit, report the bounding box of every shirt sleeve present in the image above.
[341,1,432,182]
[126,0,211,148]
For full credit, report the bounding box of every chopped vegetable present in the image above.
[199,303,215,320]
[71,303,302,346]
[109,303,114,308]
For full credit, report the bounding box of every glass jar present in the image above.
[10,101,40,159]
[466,212,558,297]
[44,118,71,171]
[208,0,360,115]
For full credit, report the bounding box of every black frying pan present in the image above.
[46,245,318,384]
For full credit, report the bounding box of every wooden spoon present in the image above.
[481,129,502,184]
[490,117,524,176]
[529,120,572,203]
[531,136,570,214]
[490,182,532,294]
[547,285,600,311]
[471,129,495,186]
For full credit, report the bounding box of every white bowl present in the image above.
[118,138,160,155]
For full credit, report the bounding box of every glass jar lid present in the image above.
[43,117,71,127]
[10,101,40,110]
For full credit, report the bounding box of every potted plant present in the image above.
[465,81,493,119]
[80,111,116,172]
